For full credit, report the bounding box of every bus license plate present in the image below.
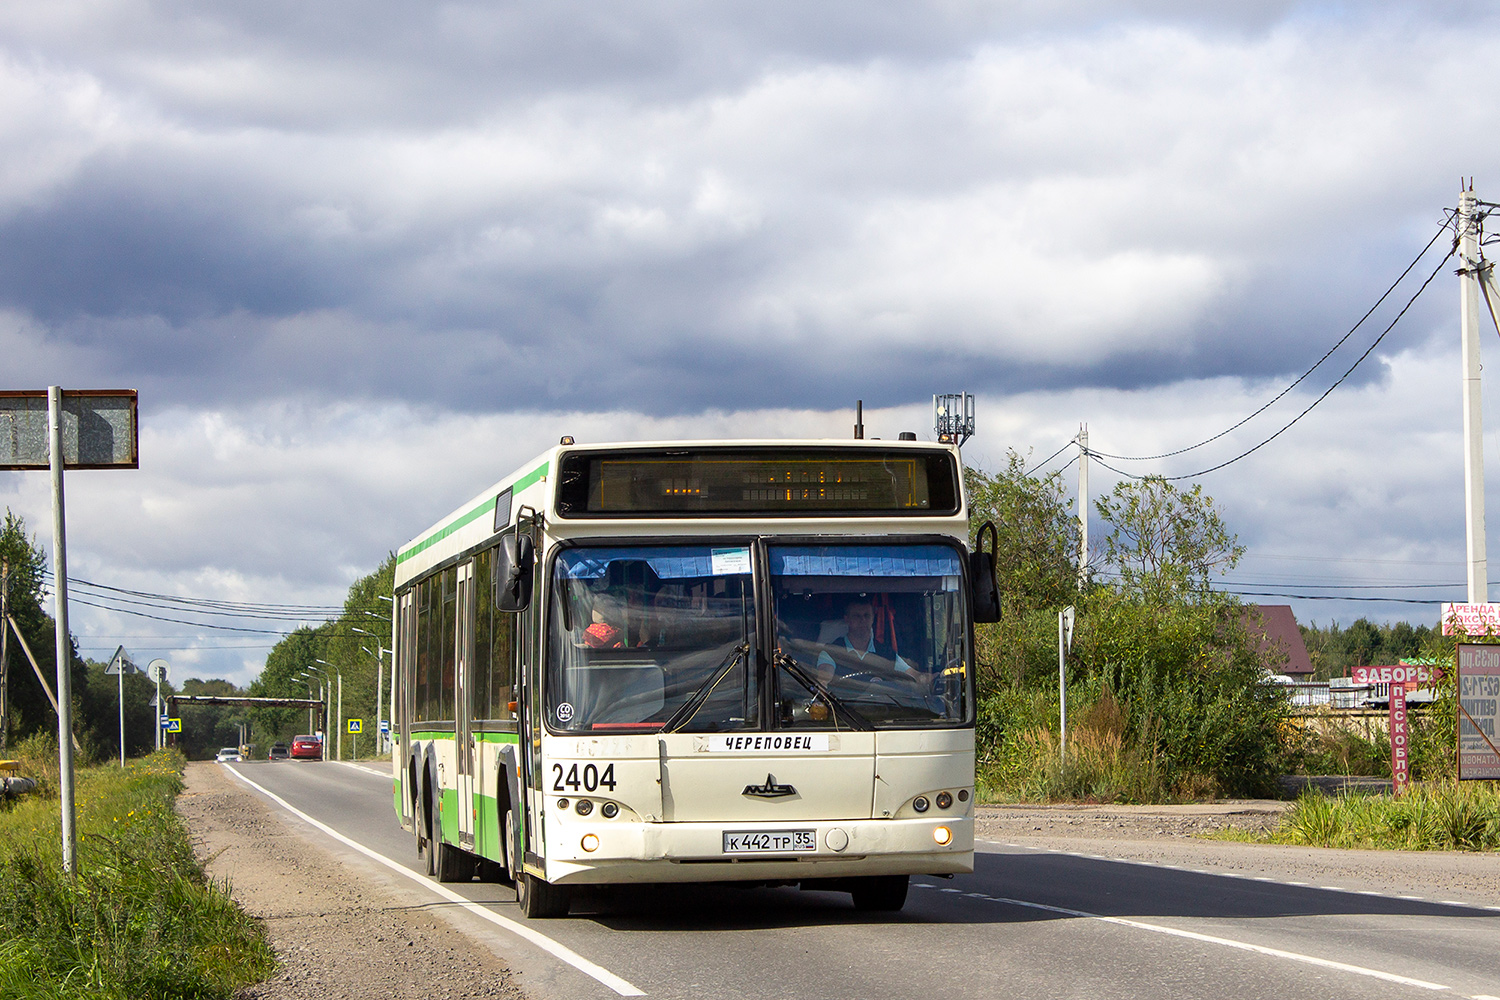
[722,830,817,854]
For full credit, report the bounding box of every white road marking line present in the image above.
[980,893,1449,991]
[333,760,392,778]
[223,766,646,997]
[978,836,1496,911]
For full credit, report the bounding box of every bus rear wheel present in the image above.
[850,875,909,912]
[436,839,476,882]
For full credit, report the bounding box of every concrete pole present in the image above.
[1,559,9,751]
[1077,424,1089,590]
[1459,189,1489,605]
[48,386,78,874]
[337,673,343,762]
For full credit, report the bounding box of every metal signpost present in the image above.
[1058,605,1075,768]
[103,646,139,766]
[348,718,363,760]
[1456,644,1500,781]
[147,659,169,750]
[1,388,138,875]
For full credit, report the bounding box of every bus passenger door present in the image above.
[519,559,545,869]
[455,561,476,851]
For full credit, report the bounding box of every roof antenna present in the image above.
[854,400,864,440]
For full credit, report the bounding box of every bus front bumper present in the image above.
[542,815,973,885]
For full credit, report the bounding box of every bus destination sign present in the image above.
[556,447,959,517]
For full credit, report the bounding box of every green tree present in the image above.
[1096,477,1244,606]
[965,452,1081,611]
[965,452,1081,689]
[1,509,107,756]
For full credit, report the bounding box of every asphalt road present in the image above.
[221,760,1500,1000]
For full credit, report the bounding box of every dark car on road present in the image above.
[290,735,323,760]
[267,743,290,761]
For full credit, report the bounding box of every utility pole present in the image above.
[1458,187,1489,605]
[1077,424,1089,590]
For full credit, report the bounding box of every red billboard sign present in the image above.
[1351,663,1443,686]
[1389,684,1409,796]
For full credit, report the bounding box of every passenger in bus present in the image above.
[583,593,626,648]
[816,597,915,681]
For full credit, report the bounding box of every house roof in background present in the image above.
[1246,604,1314,675]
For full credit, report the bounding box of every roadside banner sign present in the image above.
[1442,603,1500,636]
[166,718,182,733]
[1389,684,1410,796]
[1456,644,1500,780]
[347,719,363,734]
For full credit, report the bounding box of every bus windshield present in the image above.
[770,543,970,728]
[548,545,759,733]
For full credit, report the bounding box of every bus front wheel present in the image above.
[850,875,909,912]
[508,812,570,918]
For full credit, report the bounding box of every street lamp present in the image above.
[296,668,328,750]
[315,659,343,762]
[351,627,390,754]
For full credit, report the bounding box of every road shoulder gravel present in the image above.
[176,761,526,1000]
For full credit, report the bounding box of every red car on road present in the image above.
[290,735,323,760]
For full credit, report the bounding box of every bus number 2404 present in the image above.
[552,762,617,793]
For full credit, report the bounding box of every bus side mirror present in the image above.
[970,520,1001,623]
[494,533,535,612]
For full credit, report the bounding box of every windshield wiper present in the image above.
[774,651,872,731]
[662,643,751,733]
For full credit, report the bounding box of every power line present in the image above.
[1022,439,1077,477]
[1090,219,1454,463]
[1090,242,1457,482]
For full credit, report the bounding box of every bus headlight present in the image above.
[575,799,594,816]
[581,833,600,852]
[936,791,953,810]
[933,826,952,846]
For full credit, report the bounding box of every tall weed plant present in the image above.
[0,748,274,999]
[1275,783,1500,851]
[976,590,1295,800]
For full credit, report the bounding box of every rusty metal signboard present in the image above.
[1456,643,1500,780]
[0,390,138,469]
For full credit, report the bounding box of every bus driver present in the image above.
[816,597,916,683]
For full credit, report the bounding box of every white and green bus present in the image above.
[391,438,999,917]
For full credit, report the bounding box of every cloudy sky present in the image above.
[3,1,1499,686]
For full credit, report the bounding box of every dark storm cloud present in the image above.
[0,0,1493,418]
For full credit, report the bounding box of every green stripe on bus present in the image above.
[396,461,549,564]
[409,730,518,742]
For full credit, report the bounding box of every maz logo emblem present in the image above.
[742,774,797,798]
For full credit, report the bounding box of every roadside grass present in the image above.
[0,738,275,999]
[1229,783,1500,851]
